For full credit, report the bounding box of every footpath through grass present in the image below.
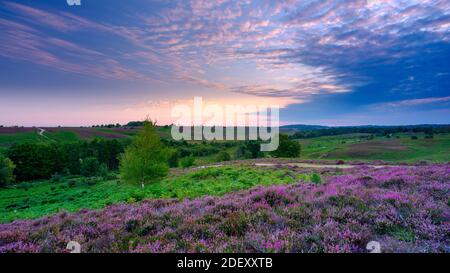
[0,166,317,223]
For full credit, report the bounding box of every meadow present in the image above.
[297,133,450,162]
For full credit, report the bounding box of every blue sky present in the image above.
[0,0,449,126]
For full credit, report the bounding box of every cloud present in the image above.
[375,96,450,108]
[1,0,449,107]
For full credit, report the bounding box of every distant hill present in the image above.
[280,124,329,131]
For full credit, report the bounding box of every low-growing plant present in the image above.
[215,151,231,162]
[180,155,195,168]
[0,155,15,188]
[310,173,322,184]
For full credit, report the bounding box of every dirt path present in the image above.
[36,127,52,140]
[254,162,393,169]
[37,127,46,136]
[196,160,413,170]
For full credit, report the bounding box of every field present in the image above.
[0,126,449,253]
[297,133,450,162]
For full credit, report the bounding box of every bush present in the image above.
[98,163,109,180]
[50,172,63,183]
[0,155,15,187]
[311,173,322,184]
[80,157,101,177]
[180,155,195,168]
[215,151,231,162]
[411,136,418,140]
[18,182,31,191]
[168,149,179,168]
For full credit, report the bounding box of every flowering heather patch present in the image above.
[0,164,448,253]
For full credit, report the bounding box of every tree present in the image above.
[0,154,15,187]
[80,157,101,177]
[271,134,301,158]
[119,120,169,188]
[7,142,62,181]
[235,141,263,159]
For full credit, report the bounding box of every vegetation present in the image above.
[215,151,231,162]
[288,125,450,139]
[0,166,314,223]
[180,155,195,168]
[1,164,447,253]
[271,134,301,158]
[5,139,125,182]
[0,155,15,188]
[119,121,170,188]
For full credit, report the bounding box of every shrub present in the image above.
[98,163,109,180]
[80,157,101,177]
[180,155,195,168]
[50,172,63,183]
[310,173,322,184]
[0,155,15,187]
[215,151,231,162]
[411,136,418,140]
[119,120,170,188]
[168,149,179,168]
[17,182,31,191]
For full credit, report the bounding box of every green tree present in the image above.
[80,157,101,177]
[119,120,169,188]
[271,134,301,158]
[7,142,62,181]
[0,154,15,187]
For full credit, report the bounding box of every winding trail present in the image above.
[37,127,45,136]
[36,127,51,140]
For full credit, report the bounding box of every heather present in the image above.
[0,164,448,253]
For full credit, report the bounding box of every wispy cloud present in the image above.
[1,0,449,109]
[373,96,450,108]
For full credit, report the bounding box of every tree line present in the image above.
[0,121,301,187]
[1,139,126,184]
[288,125,450,139]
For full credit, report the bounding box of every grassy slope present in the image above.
[298,133,450,162]
[0,166,315,223]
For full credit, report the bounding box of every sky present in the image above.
[0,0,449,126]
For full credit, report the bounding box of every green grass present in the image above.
[297,133,450,162]
[0,132,46,147]
[0,166,316,223]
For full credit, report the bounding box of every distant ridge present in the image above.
[281,124,450,130]
[280,124,329,131]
